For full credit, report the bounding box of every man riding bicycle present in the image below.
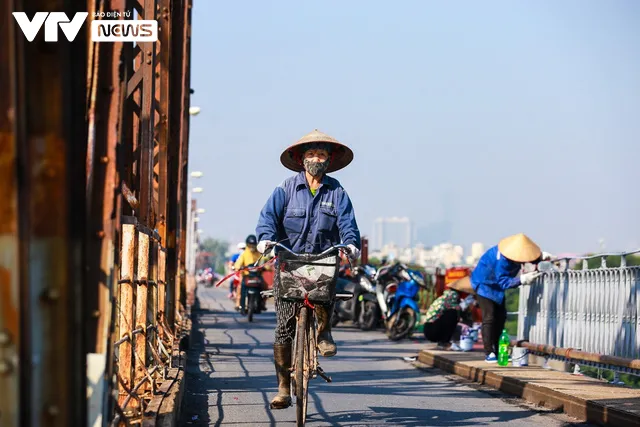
[255,129,361,409]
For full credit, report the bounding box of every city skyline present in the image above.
[372,216,414,249]
[214,213,630,257]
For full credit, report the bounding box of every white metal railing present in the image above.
[518,250,640,360]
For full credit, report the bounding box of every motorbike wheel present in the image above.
[386,307,416,341]
[248,294,255,322]
[358,301,378,331]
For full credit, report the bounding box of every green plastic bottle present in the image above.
[497,329,510,367]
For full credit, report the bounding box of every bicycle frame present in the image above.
[291,305,320,377]
[260,242,354,426]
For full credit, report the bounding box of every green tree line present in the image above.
[199,237,229,274]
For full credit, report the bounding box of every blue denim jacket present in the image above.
[470,245,522,304]
[256,172,361,254]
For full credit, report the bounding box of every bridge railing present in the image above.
[518,250,640,361]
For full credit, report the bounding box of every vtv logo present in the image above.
[13,12,88,42]
[13,12,158,42]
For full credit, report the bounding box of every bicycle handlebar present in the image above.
[267,242,352,258]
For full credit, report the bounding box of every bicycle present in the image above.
[262,242,353,427]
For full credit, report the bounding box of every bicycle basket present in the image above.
[276,252,339,303]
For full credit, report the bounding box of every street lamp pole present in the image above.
[186,171,203,277]
[186,107,203,277]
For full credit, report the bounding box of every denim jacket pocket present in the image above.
[283,208,305,235]
[317,206,337,231]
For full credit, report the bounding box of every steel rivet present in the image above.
[0,360,12,375]
[46,405,59,416]
[43,288,60,301]
[0,330,11,346]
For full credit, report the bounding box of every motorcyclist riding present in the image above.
[234,234,267,313]
[255,129,361,409]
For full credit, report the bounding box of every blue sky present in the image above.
[187,0,639,254]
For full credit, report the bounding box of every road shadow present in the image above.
[180,298,213,426]
[179,295,279,426]
[306,405,541,426]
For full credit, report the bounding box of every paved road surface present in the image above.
[180,286,589,426]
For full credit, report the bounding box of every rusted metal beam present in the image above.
[3,0,193,425]
[85,4,124,424]
[119,5,135,221]
[134,231,150,398]
[157,248,167,340]
[149,236,159,351]
[178,0,193,314]
[166,0,187,331]
[118,222,136,409]
[86,0,126,358]
[8,1,89,425]
[0,3,21,426]
[153,0,172,343]
[136,0,158,227]
[156,0,171,245]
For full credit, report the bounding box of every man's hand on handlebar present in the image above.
[346,244,360,261]
[257,240,275,254]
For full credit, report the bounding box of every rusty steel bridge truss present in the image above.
[1,0,194,425]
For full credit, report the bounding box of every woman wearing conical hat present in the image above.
[470,234,553,363]
[423,277,477,351]
[255,129,361,409]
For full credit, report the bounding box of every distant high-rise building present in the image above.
[373,217,413,249]
[471,243,485,259]
[465,242,486,265]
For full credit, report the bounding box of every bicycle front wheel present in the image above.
[295,306,310,426]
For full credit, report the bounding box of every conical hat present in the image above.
[498,233,541,263]
[280,129,354,173]
[446,276,475,295]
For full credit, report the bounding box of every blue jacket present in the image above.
[470,245,522,304]
[256,172,361,254]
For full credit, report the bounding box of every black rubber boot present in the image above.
[316,303,337,357]
[270,343,292,409]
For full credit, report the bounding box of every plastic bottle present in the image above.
[498,329,510,367]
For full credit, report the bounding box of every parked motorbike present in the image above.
[333,264,380,330]
[374,262,407,321]
[376,263,428,341]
